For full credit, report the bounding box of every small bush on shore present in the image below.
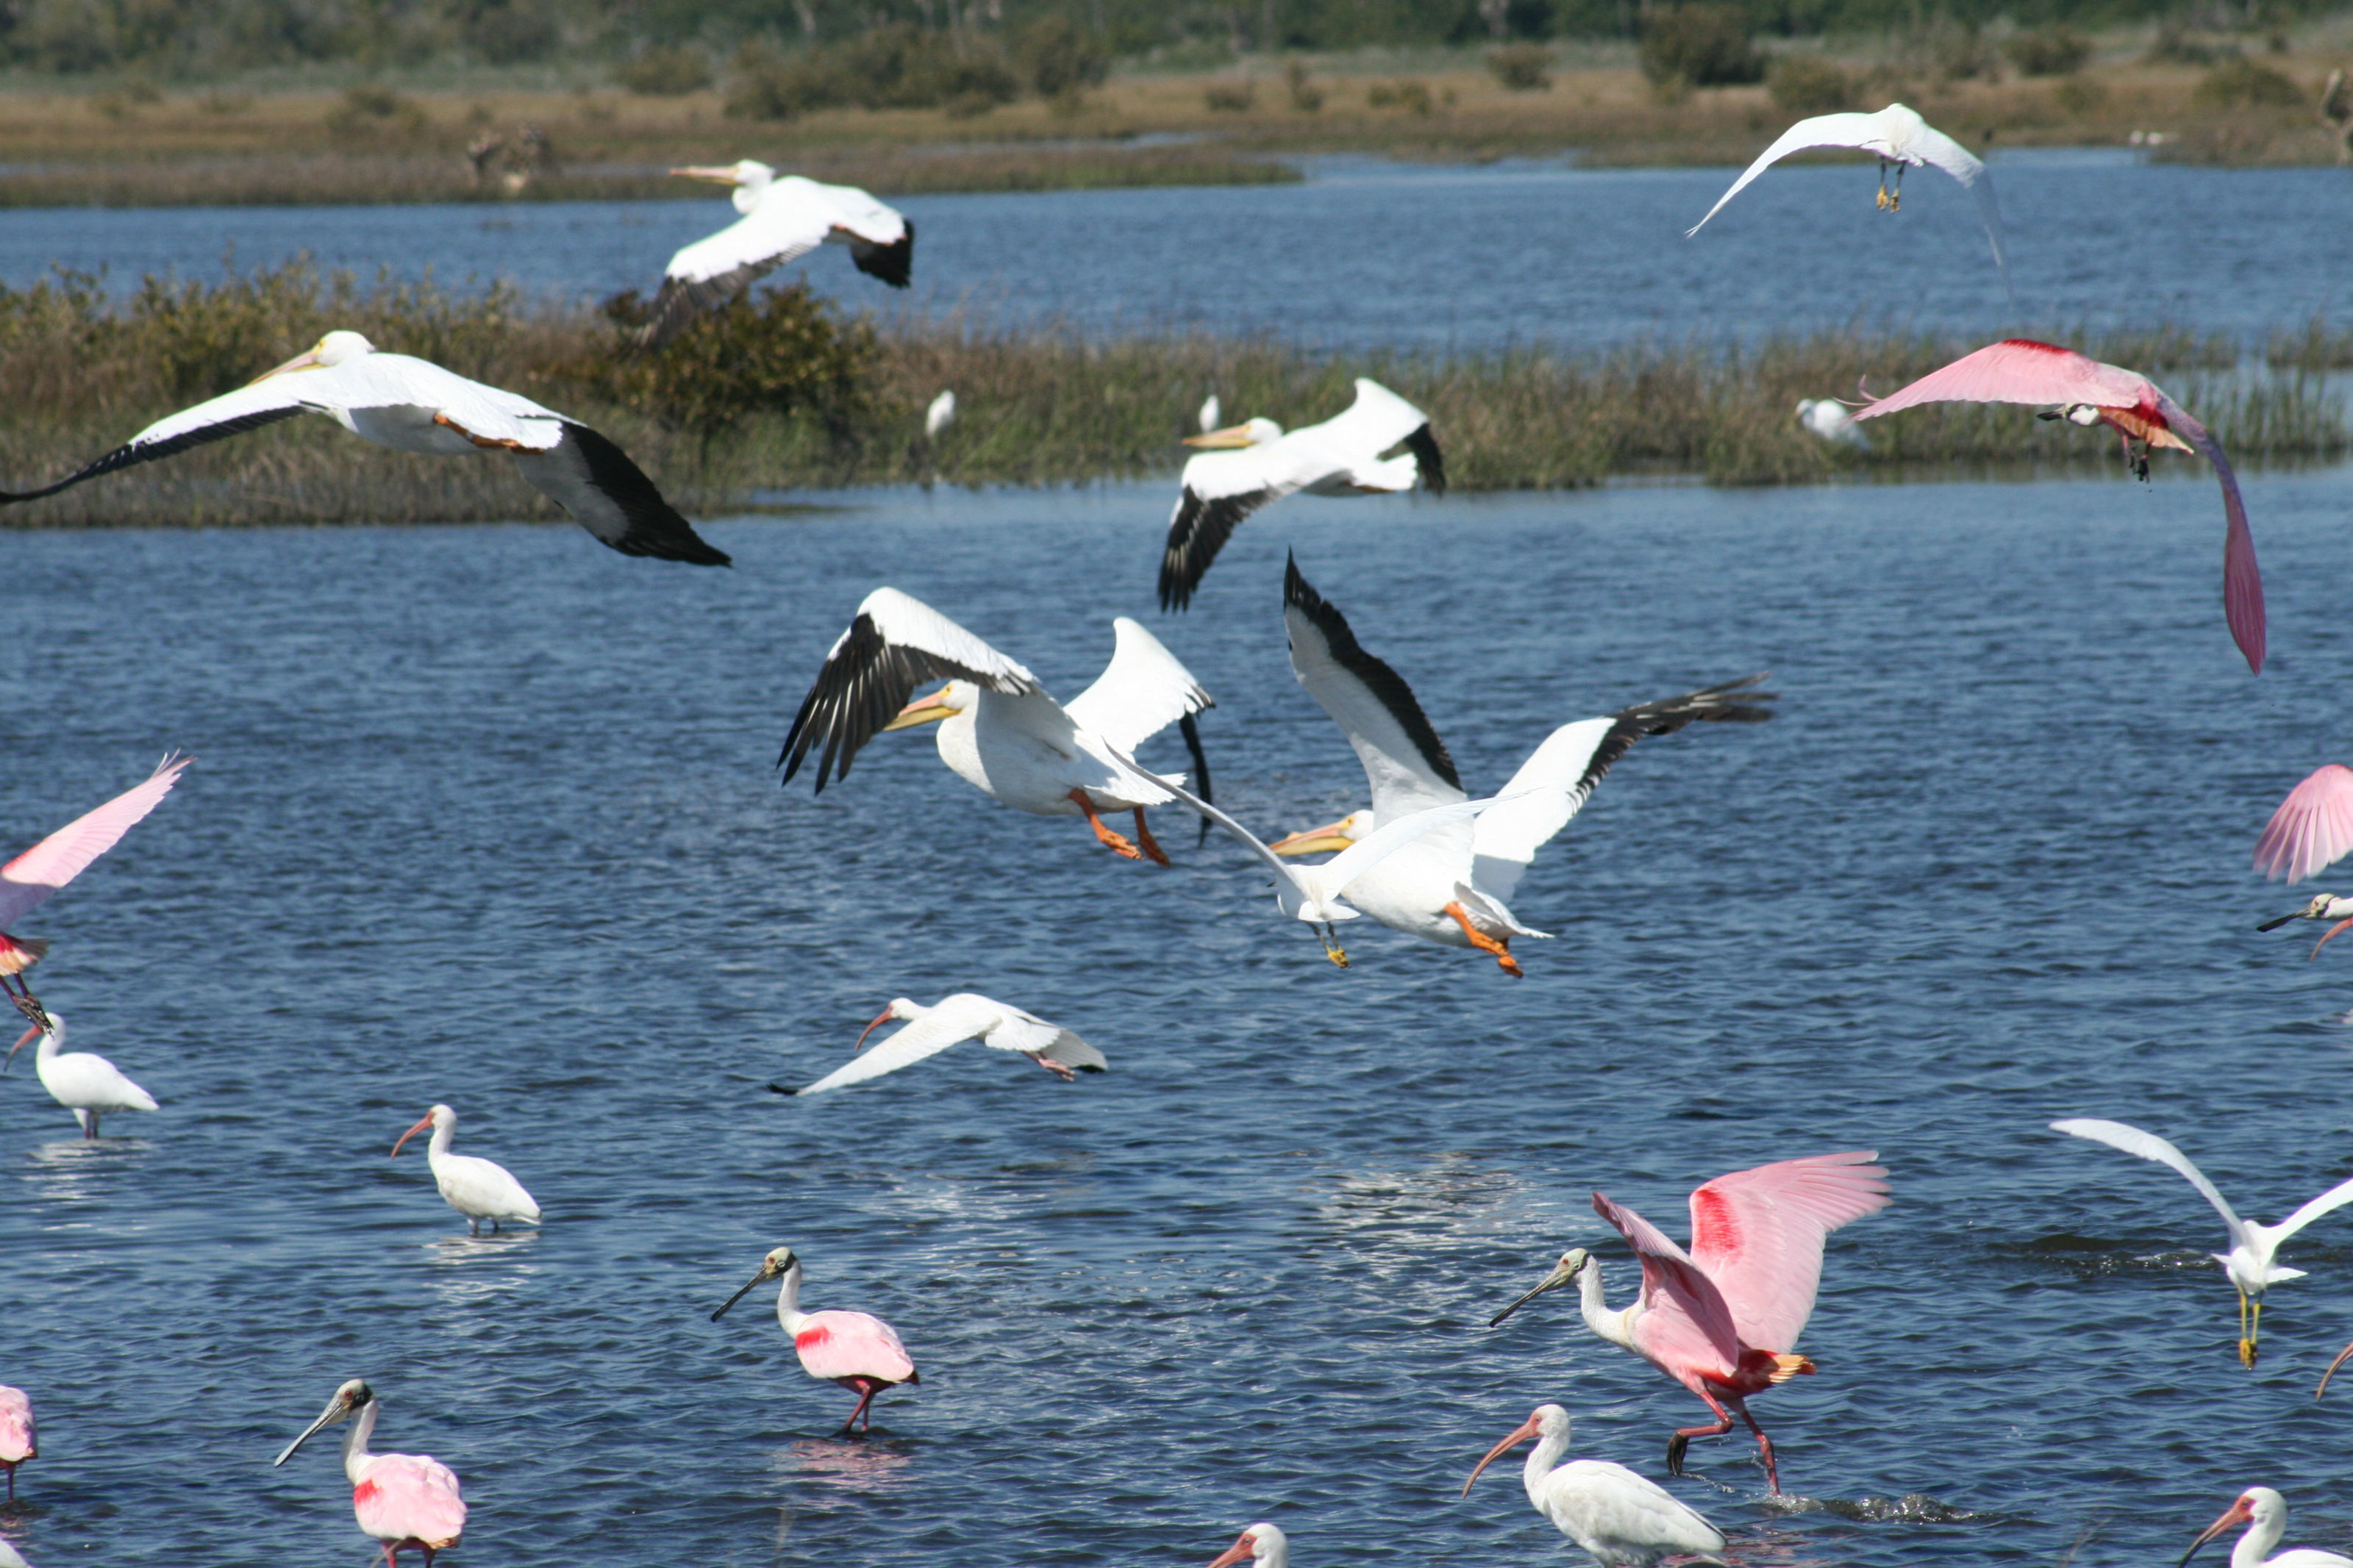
[2004,26,2092,77]
[1640,6,1763,90]
[1769,54,1855,114]
[2195,58,2304,108]
[1488,43,1552,91]
[618,46,711,96]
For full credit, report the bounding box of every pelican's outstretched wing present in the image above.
[2254,765,2353,885]
[0,379,311,503]
[1065,617,1214,754]
[1685,112,1889,236]
[1471,676,1776,903]
[1310,379,1445,493]
[778,589,1039,791]
[1685,1150,1889,1353]
[2052,1118,2252,1245]
[640,178,911,347]
[1282,552,1464,820]
[0,753,190,929]
[510,423,730,565]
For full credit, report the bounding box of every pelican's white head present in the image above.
[672,158,776,212]
[4,1011,60,1071]
[854,998,924,1052]
[882,681,976,731]
[2182,1487,2285,1565]
[1185,416,1283,450]
[274,1378,374,1467]
[1206,1522,1288,1568]
[1267,809,1374,858]
[251,331,375,384]
[390,1103,457,1159]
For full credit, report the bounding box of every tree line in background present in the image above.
[0,0,2327,78]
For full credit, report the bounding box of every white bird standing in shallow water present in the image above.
[0,332,728,565]
[390,1104,540,1235]
[1206,1521,1289,1566]
[776,992,1106,1095]
[2181,1486,2352,1568]
[1463,1404,1727,1568]
[0,1383,33,1502]
[275,1378,466,1568]
[2051,1118,2353,1366]
[639,160,912,346]
[5,1014,157,1139]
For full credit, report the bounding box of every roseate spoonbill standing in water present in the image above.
[1462,1404,1727,1567]
[274,1378,465,1568]
[1488,1151,1891,1493]
[2051,1119,2353,1367]
[5,1014,157,1138]
[1850,338,2263,672]
[0,1385,32,1501]
[0,753,188,1033]
[2181,1487,2352,1567]
[390,1104,540,1235]
[710,1246,919,1433]
[1206,1522,1289,1566]
[776,992,1107,1095]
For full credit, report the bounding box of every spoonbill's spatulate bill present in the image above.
[5,1014,157,1139]
[1686,102,2007,278]
[779,992,1107,1095]
[2051,1118,2353,1367]
[1267,553,1775,975]
[777,588,1215,866]
[0,333,729,566]
[0,753,187,1033]
[390,1103,541,1235]
[638,161,912,347]
[1461,1403,1727,1568]
[710,1246,919,1434]
[1488,1151,1891,1493]
[274,1378,465,1568]
[1159,378,1444,611]
[1850,338,2262,672]
[0,1385,32,1503]
[2180,1486,2353,1568]
[1206,1522,1289,1567]
[2254,765,2353,887]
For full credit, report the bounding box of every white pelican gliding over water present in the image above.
[638,161,913,347]
[777,992,1107,1095]
[777,590,1214,864]
[0,333,729,565]
[1160,378,1444,610]
[1267,556,1775,975]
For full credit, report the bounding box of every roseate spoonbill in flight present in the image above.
[2181,1487,2352,1567]
[710,1246,919,1433]
[775,992,1107,1095]
[0,334,727,565]
[0,1385,32,1502]
[1462,1403,1727,1567]
[1850,338,2263,672]
[1265,554,1775,976]
[0,753,187,1034]
[2051,1118,2353,1367]
[2254,765,2353,889]
[1687,103,2007,279]
[638,162,911,346]
[5,1014,157,1139]
[274,1378,465,1568]
[1207,1522,1290,1566]
[2256,892,2353,958]
[777,590,1216,866]
[390,1104,540,1235]
[1160,379,1444,610]
[924,389,956,437]
[1488,1151,1892,1493]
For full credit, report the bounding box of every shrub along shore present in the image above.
[0,263,2344,529]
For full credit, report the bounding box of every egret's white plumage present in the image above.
[1463,1405,1726,1568]
[390,1103,540,1235]
[785,992,1106,1095]
[1160,379,1445,609]
[1198,393,1222,434]
[2052,1118,2353,1365]
[2182,1487,2352,1568]
[0,332,726,565]
[640,160,911,346]
[925,389,957,437]
[1796,398,1868,447]
[4,1014,157,1139]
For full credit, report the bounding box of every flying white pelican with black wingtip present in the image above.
[638,160,913,347]
[777,589,1215,865]
[0,332,729,565]
[1160,378,1444,610]
[776,992,1107,1095]
[1266,555,1775,976]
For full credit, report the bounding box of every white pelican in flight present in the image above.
[1266,555,1775,975]
[776,992,1107,1095]
[0,332,728,565]
[638,160,913,347]
[777,590,1214,865]
[1160,378,1444,610]
[1688,102,2007,280]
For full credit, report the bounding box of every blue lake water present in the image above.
[5,469,2353,1566]
[3,153,2349,347]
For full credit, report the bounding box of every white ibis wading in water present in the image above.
[274,1378,465,1568]
[710,1246,918,1434]
[6,1013,157,1139]
[2181,1486,2352,1568]
[390,1104,540,1234]
[1462,1403,1727,1567]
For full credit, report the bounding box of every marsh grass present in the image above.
[1,263,2344,529]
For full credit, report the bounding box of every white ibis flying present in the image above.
[777,992,1107,1095]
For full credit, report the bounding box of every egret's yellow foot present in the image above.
[1318,926,1350,968]
[1443,901,1524,977]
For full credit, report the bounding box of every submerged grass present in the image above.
[1,262,2345,529]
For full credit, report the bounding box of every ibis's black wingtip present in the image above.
[767,1082,801,1096]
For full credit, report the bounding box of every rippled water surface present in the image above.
[6,468,2353,1566]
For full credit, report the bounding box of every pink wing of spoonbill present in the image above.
[0,1383,33,1465]
[796,1310,918,1384]
[1590,1190,1745,1380]
[2254,765,2353,885]
[0,754,190,929]
[1685,1150,1890,1354]
[1853,339,2263,674]
[351,1452,466,1550]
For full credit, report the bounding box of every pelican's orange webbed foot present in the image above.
[1443,901,1523,977]
[1131,809,1171,867]
[1066,789,1143,860]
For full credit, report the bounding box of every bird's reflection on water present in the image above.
[17,1136,151,1212]
[419,1228,540,1309]
[774,1437,915,1492]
